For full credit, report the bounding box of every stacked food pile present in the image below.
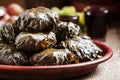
[0,7,103,66]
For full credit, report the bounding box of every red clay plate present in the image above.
[0,41,112,80]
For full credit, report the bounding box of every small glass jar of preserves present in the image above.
[84,6,109,41]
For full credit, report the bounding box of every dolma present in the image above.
[56,36,103,62]
[0,43,29,65]
[56,21,81,42]
[0,23,15,43]
[0,6,104,66]
[13,7,59,33]
[15,31,56,53]
[30,48,78,65]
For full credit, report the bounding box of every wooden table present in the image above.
[74,27,120,80]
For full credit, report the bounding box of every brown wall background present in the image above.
[0,0,25,8]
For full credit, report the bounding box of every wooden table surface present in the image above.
[74,27,120,80]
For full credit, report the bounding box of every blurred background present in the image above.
[0,0,120,40]
[0,0,120,24]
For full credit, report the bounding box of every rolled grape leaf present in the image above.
[0,43,29,65]
[0,23,15,43]
[30,48,78,65]
[15,31,57,53]
[13,7,59,33]
[56,21,82,42]
[56,36,103,62]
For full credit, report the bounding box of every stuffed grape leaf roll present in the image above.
[30,48,78,65]
[0,23,15,44]
[55,36,103,62]
[15,31,56,53]
[13,7,59,33]
[0,43,29,65]
[56,21,82,42]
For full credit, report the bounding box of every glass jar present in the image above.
[84,6,109,41]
